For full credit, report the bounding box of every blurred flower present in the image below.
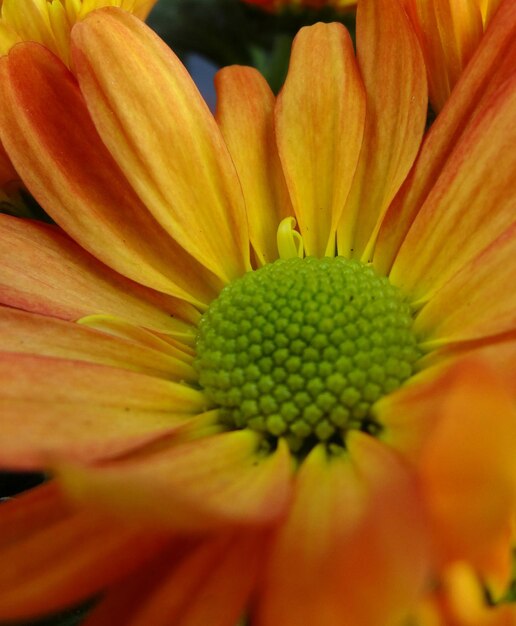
[0,0,515,623]
[242,0,355,12]
[402,0,505,112]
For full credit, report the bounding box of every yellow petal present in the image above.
[337,0,427,262]
[275,22,365,257]
[60,432,293,531]
[215,65,292,266]
[72,8,251,282]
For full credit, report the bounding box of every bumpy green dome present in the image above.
[195,256,419,453]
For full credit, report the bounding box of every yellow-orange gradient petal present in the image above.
[0,483,167,621]
[257,437,428,626]
[0,43,219,308]
[0,306,196,382]
[0,353,206,469]
[0,215,198,335]
[390,73,516,304]
[375,0,516,275]
[415,224,516,347]
[60,432,293,531]
[337,0,427,262]
[72,8,250,283]
[85,532,263,626]
[215,66,292,266]
[378,359,516,592]
[275,22,365,257]
[403,0,484,112]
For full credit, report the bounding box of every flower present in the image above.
[402,0,505,112]
[0,0,515,623]
[241,0,356,13]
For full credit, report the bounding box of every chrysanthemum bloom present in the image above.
[402,0,505,112]
[242,0,356,13]
[0,0,515,623]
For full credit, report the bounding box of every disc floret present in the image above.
[195,257,420,453]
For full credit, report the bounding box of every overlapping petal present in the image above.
[390,74,516,304]
[0,43,219,307]
[276,21,365,257]
[375,0,516,274]
[257,437,428,626]
[0,353,206,469]
[216,66,292,266]
[71,8,251,283]
[0,215,198,334]
[0,483,167,621]
[59,432,293,531]
[337,0,427,261]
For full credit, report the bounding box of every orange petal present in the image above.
[60,432,293,532]
[377,358,516,592]
[0,353,205,469]
[414,224,516,347]
[0,482,167,621]
[375,0,516,275]
[72,8,250,283]
[0,305,196,381]
[257,438,428,626]
[337,0,427,261]
[275,22,365,257]
[215,65,292,266]
[390,74,516,303]
[0,215,198,335]
[0,42,218,307]
[86,532,262,626]
[0,139,17,188]
[416,359,516,591]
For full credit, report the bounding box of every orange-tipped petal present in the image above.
[215,65,292,266]
[337,0,427,261]
[0,42,218,307]
[257,438,428,626]
[86,532,262,626]
[375,0,516,275]
[414,224,516,347]
[72,8,250,283]
[0,353,205,469]
[275,22,365,257]
[0,306,196,381]
[0,483,167,621]
[0,215,198,335]
[60,432,293,531]
[390,74,516,303]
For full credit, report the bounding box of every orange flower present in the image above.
[0,0,515,623]
[402,0,505,112]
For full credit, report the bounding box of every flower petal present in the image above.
[72,8,250,282]
[0,353,205,469]
[390,74,516,303]
[414,224,516,347]
[59,432,293,531]
[417,360,516,591]
[337,0,427,261]
[375,0,516,275]
[215,65,292,266]
[257,438,428,626]
[0,305,196,381]
[0,43,219,307]
[275,22,365,257]
[85,533,262,626]
[0,483,167,621]
[0,215,198,335]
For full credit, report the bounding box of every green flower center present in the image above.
[195,257,420,453]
